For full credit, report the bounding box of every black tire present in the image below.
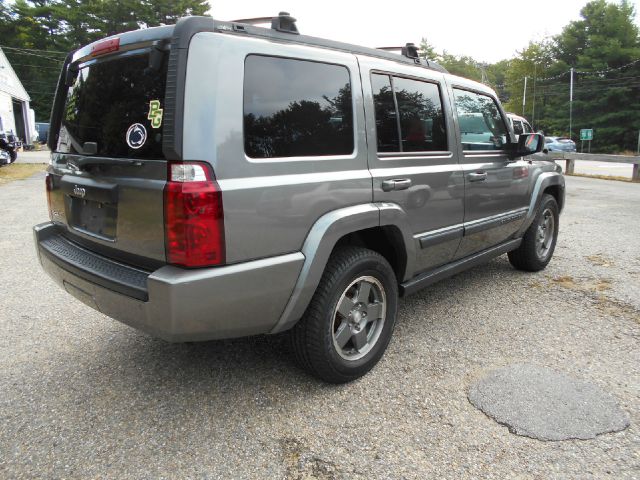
[290,246,398,383]
[508,194,559,272]
[9,150,17,163]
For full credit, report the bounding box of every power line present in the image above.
[494,74,640,90]
[1,49,64,62]
[6,63,62,70]
[574,58,640,75]
[534,58,640,82]
[0,45,68,55]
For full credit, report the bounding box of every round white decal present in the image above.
[126,123,147,149]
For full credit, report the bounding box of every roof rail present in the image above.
[232,11,299,34]
[376,43,420,63]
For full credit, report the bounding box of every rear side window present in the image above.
[58,53,168,159]
[243,55,354,159]
[453,89,508,151]
[371,73,447,153]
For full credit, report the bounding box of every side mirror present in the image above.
[508,133,544,160]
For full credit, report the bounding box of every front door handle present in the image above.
[468,172,487,182]
[381,178,412,192]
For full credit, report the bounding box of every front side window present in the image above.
[523,121,533,133]
[453,89,508,151]
[243,55,354,159]
[371,73,447,153]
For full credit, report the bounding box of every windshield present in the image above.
[57,52,168,159]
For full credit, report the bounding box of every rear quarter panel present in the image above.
[182,33,372,263]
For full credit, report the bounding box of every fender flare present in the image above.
[270,202,415,334]
[517,172,565,236]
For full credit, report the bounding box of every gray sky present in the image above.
[208,0,640,63]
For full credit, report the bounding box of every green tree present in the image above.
[0,0,210,122]
[552,0,640,152]
[503,40,558,129]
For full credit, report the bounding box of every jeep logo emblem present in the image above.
[73,185,86,198]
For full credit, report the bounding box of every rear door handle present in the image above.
[468,172,487,182]
[381,178,412,192]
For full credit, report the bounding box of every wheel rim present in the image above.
[535,208,555,260]
[331,275,387,361]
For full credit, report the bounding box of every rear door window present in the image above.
[371,74,400,152]
[453,89,508,151]
[371,73,447,153]
[58,53,168,159]
[243,55,354,159]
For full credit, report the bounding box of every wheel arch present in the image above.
[270,203,415,334]
[517,172,565,237]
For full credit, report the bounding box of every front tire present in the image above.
[290,246,398,383]
[508,194,559,272]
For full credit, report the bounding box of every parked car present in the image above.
[507,113,534,138]
[0,148,10,166]
[0,131,17,163]
[35,122,50,144]
[34,14,564,383]
[544,136,576,153]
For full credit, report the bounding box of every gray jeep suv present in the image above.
[34,14,564,383]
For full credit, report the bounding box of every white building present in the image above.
[0,47,35,146]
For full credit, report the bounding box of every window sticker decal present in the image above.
[147,100,163,129]
[126,123,147,149]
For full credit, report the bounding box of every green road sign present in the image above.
[580,129,593,141]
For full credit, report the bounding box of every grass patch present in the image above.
[566,172,637,183]
[0,163,47,185]
[551,275,611,292]
[586,254,615,267]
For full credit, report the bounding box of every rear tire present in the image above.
[290,246,398,383]
[508,194,559,272]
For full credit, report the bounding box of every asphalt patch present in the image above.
[468,364,630,441]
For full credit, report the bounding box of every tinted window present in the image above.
[244,55,353,158]
[453,89,508,151]
[394,77,447,152]
[371,74,447,153]
[523,121,533,133]
[512,120,523,135]
[58,53,168,159]
[371,74,399,152]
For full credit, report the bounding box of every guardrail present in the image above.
[541,151,640,182]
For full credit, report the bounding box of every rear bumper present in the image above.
[34,222,304,341]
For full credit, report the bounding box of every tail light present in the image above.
[45,172,53,220]
[164,162,225,267]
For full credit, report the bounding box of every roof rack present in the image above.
[376,43,421,63]
[232,11,299,34]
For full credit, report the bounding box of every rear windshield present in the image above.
[57,53,168,159]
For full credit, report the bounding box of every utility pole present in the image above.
[569,67,574,140]
[522,76,527,116]
[532,64,537,127]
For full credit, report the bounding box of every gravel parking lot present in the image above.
[1,172,638,479]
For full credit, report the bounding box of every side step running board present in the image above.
[400,238,522,297]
